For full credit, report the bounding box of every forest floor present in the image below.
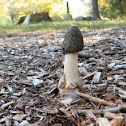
[0,26,126,126]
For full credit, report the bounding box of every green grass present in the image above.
[0,19,126,35]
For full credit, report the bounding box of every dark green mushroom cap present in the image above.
[63,24,84,54]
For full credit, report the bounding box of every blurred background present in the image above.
[0,0,126,32]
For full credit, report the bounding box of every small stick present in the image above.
[115,87,126,95]
[117,81,126,86]
[44,108,58,114]
[78,104,126,114]
[76,91,116,107]
[0,101,15,110]
[0,91,9,95]
[83,71,97,80]
[114,64,126,69]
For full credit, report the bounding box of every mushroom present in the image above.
[61,24,84,90]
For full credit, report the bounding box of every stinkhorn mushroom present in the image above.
[59,24,84,92]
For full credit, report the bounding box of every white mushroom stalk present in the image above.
[64,53,79,88]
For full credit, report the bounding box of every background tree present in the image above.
[81,0,101,20]
[0,0,29,21]
[8,0,17,21]
[92,0,101,20]
[99,0,126,18]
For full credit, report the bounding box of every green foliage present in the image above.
[0,0,63,20]
[0,16,13,27]
[50,3,66,17]
[99,0,126,19]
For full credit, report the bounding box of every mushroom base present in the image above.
[64,53,79,88]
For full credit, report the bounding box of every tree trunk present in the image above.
[66,2,69,14]
[92,0,101,20]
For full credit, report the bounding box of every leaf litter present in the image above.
[0,26,126,126]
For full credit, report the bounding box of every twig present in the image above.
[114,64,126,69]
[78,104,126,114]
[76,91,116,107]
[0,101,15,110]
[115,87,126,95]
[44,107,58,114]
[83,71,97,80]
[117,81,126,86]
[0,91,9,95]
[82,83,107,91]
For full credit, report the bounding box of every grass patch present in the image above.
[0,19,126,35]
